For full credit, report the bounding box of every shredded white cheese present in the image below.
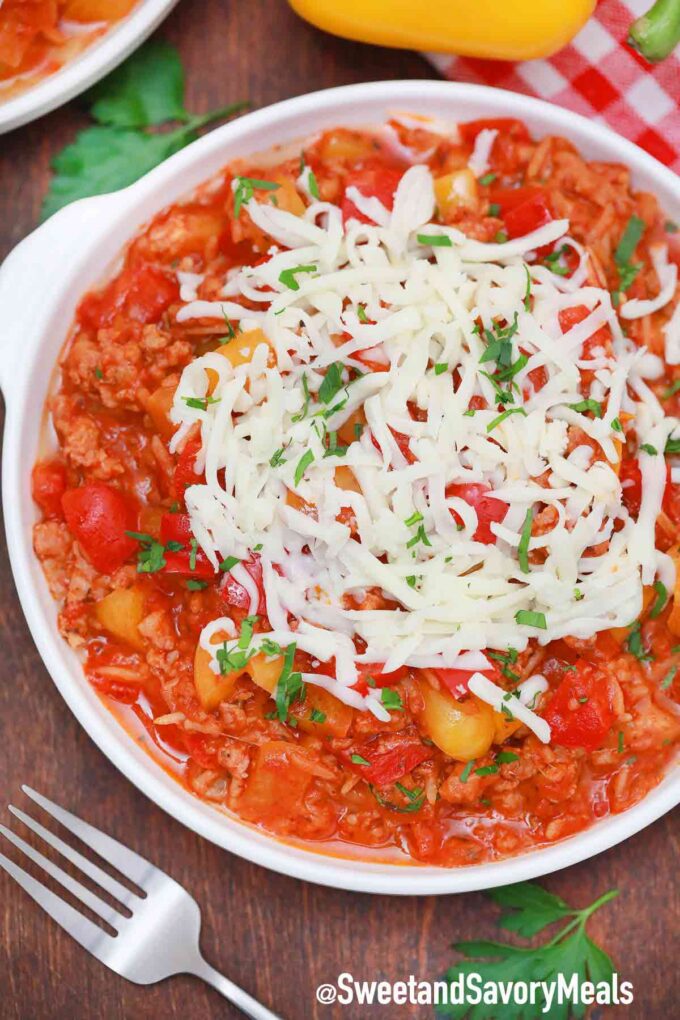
[168,162,677,727]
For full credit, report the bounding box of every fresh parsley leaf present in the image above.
[437,884,619,1018]
[310,707,326,724]
[351,754,371,767]
[380,688,403,711]
[459,760,475,784]
[625,621,652,661]
[274,643,305,722]
[218,555,240,573]
[568,398,602,418]
[515,609,547,630]
[517,507,533,575]
[43,44,247,219]
[278,264,317,291]
[487,407,527,433]
[371,784,425,813]
[318,362,345,404]
[649,579,668,618]
[417,233,453,247]
[639,443,658,455]
[294,449,315,485]
[613,214,645,297]
[186,579,208,591]
[87,41,189,128]
[478,172,496,186]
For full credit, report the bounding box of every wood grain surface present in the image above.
[0,2,678,1017]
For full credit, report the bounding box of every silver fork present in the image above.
[0,786,281,1020]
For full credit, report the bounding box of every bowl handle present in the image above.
[0,195,123,397]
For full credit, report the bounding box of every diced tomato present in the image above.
[62,482,137,574]
[341,166,404,225]
[162,549,216,579]
[431,658,502,700]
[371,427,417,465]
[159,511,193,546]
[341,731,432,786]
[353,663,409,696]
[446,483,508,544]
[487,184,543,215]
[78,263,179,330]
[620,457,673,521]
[543,659,615,752]
[174,436,204,493]
[503,193,552,240]
[32,460,67,519]
[219,555,266,615]
[459,119,530,146]
[558,305,612,359]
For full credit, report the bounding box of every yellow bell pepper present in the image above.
[289,0,596,61]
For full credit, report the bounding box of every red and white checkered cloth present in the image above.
[426,0,680,172]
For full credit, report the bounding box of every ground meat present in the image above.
[33,522,74,600]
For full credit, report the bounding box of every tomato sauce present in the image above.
[32,119,680,866]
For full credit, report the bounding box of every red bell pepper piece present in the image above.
[78,264,179,330]
[352,663,409,696]
[161,549,216,579]
[431,658,502,700]
[341,166,404,225]
[543,660,615,752]
[159,511,194,546]
[219,555,267,615]
[341,731,432,786]
[503,193,553,240]
[173,435,205,493]
[62,482,138,574]
[558,305,613,361]
[32,460,67,520]
[371,427,417,465]
[445,482,509,544]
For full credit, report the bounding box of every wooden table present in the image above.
[0,2,677,1017]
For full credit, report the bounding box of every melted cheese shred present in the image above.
[169,162,677,727]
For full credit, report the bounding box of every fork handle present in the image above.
[189,956,282,1020]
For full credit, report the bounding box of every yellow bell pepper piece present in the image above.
[289,0,596,61]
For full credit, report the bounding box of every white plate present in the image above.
[1,81,678,894]
[0,0,180,135]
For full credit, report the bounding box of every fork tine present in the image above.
[22,786,155,888]
[0,848,111,958]
[0,824,124,930]
[9,806,139,907]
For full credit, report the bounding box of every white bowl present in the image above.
[1,81,678,894]
[0,0,180,135]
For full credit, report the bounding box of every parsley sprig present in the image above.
[438,882,619,1018]
[42,42,247,219]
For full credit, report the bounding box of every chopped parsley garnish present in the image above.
[291,373,311,422]
[353,422,365,440]
[434,362,448,375]
[495,230,509,243]
[663,379,680,399]
[182,395,220,411]
[617,730,625,754]
[260,637,283,656]
[406,575,418,588]
[639,443,658,455]
[474,764,499,777]
[381,688,403,711]
[218,555,240,573]
[459,760,476,784]
[574,587,584,601]
[307,168,320,199]
[523,266,531,311]
[238,614,259,650]
[417,233,452,247]
[649,580,668,619]
[189,538,198,571]
[487,648,519,682]
[517,507,534,575]
[610,417,623,433]
[487,407,527,433]
[186,579,207,591]
[515,609,547,630]
[661,665,677,690]
[323,431,349,458]
[406,524,432,549]
[625,621,652,661]
[568,398,602,418]
[496,751,520,764]
[404,510,424,527]
[613,214,645,299]
[216,640,253,676]
[94,366,104,380]
[543,245,570,276]
[274,643,305,722]
[278,264,317,291]
[234,176,281,218]
[318,361,345,404]
[478,171,496,186]
[665,435,680,454]
[269,446,288,467]
[357,303,369,323]
[351,754,371,767]
[371,784,425,813]
[294,449,315,485]
[310,707,326,724]
[488,202,501,217]
[125,531,181,574]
